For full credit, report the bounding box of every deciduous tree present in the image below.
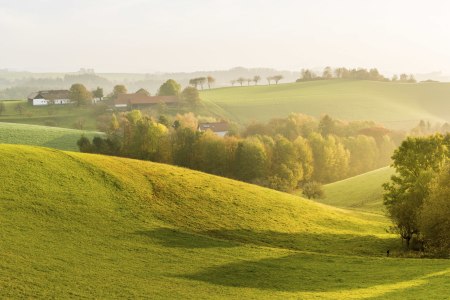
[158,79,181,96]
[69,83,92,106]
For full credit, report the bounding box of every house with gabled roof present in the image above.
[198,121,230,137]
[114,93,178,110]
[27,90,71,106]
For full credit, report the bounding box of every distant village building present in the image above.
[114,93,178,110]
[198,122,230,137]
[27,90,71,106]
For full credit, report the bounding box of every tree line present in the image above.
[230,75,283,86]
[383,134,450,255]
[296,67,416,83]
[78,112,400,193]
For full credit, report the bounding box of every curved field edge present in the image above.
[1,144,449,299]
[321,166,395,213]
[0,122,102,151]
[200,80,450,129]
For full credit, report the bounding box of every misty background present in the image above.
[1,0,450,98]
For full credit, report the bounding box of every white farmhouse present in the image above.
[27,90,71,106]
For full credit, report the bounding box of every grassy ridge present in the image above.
[0,145,449,298]
[200,80,450,129]
[0,122,102,151]
[321,166,394,212]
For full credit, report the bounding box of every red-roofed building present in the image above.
[198,122,230,137]
[114,93,179,109]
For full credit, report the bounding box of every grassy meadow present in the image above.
[0,122,102,151]
[320,166,395,213]
[200,80,450,129]
[0,100,102,130]
[0,144,449,299]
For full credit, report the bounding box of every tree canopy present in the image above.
[158,79,181,96]
[69,83,92,106]
[383,134,450,249]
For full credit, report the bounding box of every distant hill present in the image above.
[0,122,101,151]
[321,166,394,213]
[201,80,450,129]
[1,145,449,298]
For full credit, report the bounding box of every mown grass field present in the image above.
[0,100,102,130]
[320,166,395,213]
[0,122,102,151]
[200,80,450,129]
[0,144,448,299]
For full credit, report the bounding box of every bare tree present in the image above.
[266,76,272,85]
[253,75,261,85]
[189,78,199,88]
[322,66,333,79]
[198,77,207,90]
[236,77,245,86]
[207,76,215,89]
[273,75,283,84]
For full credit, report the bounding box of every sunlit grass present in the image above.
[0,144,449,298]
[0,122,102,151]
[201,80,450,129]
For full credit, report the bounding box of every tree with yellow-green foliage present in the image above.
[419,163,450,254]
[158,79,181,96]
[69,83,92,106]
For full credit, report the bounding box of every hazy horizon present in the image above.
[1,0,450,75]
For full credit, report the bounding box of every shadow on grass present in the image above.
[135,228,238,249]
[183,251,445,292]
[201,229,398,256]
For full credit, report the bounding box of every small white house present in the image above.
[27,90,71,106]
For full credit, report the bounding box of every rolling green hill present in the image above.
[321,166,395,213]
[1,145,449,299]
[200,80,450,129]
[0,122,102,151]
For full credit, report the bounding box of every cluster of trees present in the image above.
[230,75,283,86]
[67,83,104,106]
[383,134,450,254]
[296,67,416,83]
[79,112,400,193]
[391,73,417,83]
[189,76,215,89]
[410,120,450,136]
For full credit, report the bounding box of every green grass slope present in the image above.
[0,122,101,151]
[0,100,101,130]
[0,145,449,299]
[321,167,394,213]
[200,80,450,129]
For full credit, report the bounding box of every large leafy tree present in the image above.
[69,83,92,106]
[383,134,449,248]
[92,87,104,99]
[419,163,450,252]
[158,79,181,96]
[181,86,200,105]
[113,85,127,99]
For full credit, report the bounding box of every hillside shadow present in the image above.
[200,229,398,256]
[183,252,444,292]
[135,228,237,249]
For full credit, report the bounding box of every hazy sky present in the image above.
[1,0,450,74]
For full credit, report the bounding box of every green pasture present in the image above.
[0,145,448,298]
[0,122,102,151]
[200,80,450,129]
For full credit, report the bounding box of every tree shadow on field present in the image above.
[199,229,399,256]
[183,251,446,293]
[135,228,238,249]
